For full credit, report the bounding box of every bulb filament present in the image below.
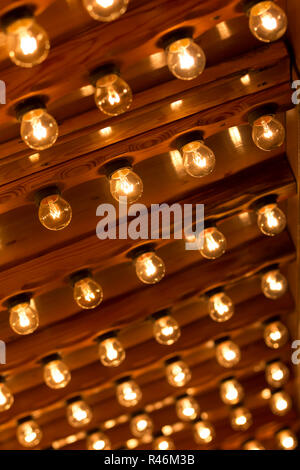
[108,89,121,106]
[96,0,114,6]
[214,298,229,316]
[261,14,278,31]
[178,49,195,70]
[48,200,62,220]
[0,390,7,406]
[20,34,38,55]
[206,232,220,252]
[123,385,137,401]
[144,259,157,277]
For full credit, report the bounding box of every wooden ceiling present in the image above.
[0,0,299,450]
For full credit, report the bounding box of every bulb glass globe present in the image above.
[6,17,49,67]
[38,194,72,231]
[249,1,287,43]
[95,73,132,116]
[83,0,129,22]
[181,140,215,177]
[166,38,206,80]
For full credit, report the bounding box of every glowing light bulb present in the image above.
[249,1,287,43]
[2,6,50,67]
[94,72,132,116]
[264,321,288,349]
[276,428,297,450]
[72,272,103,309]
[153,314,181,345]
[87,430,111,450]
[153,436,175,450]
[109,167,143,204]
[43,355,71,390]
[135,251,165,284]
[130,412,153,438]
[215,339,241,368]
[17,417,42,448]
[98,335,125,367]
[181,140,215,178]
[220,378,244,405]
[243,439,265,450]
[19,107,58,150]
[230,406,252,431]
[193,420,215,444]
[0,379,14,412]
[261,269,287,299]
[176,395,200,421]
[165,359,191,388]
[265,360,289,388]
[8,295,39,335]
[116,378,142,407]
[257,203,286,236]
[200,227,227,259]
[251,115,285,151]
[38,191,72,231]
[83,0,129,22]
[66,398,92,427]
[270,390,292,416]
[166,37,206,80]
[208,292,234,323]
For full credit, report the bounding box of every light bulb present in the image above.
[20,108,58,150]
[153,436,175,450]
[208,292,234,323]
[264,321,288,349]
[87,431,111,450]
[2,7,50,67]
[73,273,103,309]
[230,406,252,431]
[135,251,165,284]
[109,167,143,204]
[193,420,215,444]
[249,1,287,43]
[94,73,132,116]
[220,378,244,405]
[0,379,14,412]
[38,192,72,231]
[243,439,265,450]
[83,0,129,22]
[251,115,285,151]
[257,203,286,236]
[215,339,241,368]
[17,418,42,448]
[153,314,181,345]
[261,269,287,299]
[116,378,142,407]
[43,356,71,389]
[199,227,227,259]
[8,296,39,335]
[166,37,206,80]
[165,359,191,388]
[130,412,153,438]
[270,390,292,416]
[66,398,92,427]
[276,428,298,450]
[181,140,215,177]
[98,336,125,367]
[176,395,200,421]
[265,361,289,388]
